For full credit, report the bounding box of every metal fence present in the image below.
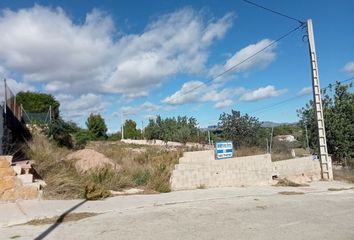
[22,108,52,125]
[4,79,22,121]
[2,79,31,160]
[0,105,4,155]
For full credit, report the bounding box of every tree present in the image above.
[144,115,201,143]
[123,119,140,139]
[298,82,354,166]
[218,110,262,147]
[16,91,60,119]
[44,118,77,148]
[86,114,107,140]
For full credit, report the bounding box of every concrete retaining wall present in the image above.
[273,156,321,180]
[170,150,321,191]
[121,139,212,149]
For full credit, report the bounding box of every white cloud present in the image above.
[214,99,233,109]
[105,9,234,97]
[162,81,207,105]
[297,86,312,96]
[0,6,234,99]
[209,39,277,82]
[114,101,161,117]
[162,80,244,108]
[0,78,35,100]
[57,93,110,120]
[240,85,287,102]
[343,61,354,76]
[0,6,116,94]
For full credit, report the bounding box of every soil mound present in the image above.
[65,149,120,173]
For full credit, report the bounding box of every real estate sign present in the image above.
[215,141,233,160]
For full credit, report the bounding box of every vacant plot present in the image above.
[27,134,183,199]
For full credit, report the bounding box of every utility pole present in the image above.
[307,19,333,180]
[304,122,309,150]
[269,127,274,154]
[208,130,211,145]
[141,120,144,139]
[121,112,124,140]
[266,138,269,153]
[49,105,52,122]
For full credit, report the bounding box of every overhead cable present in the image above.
[247,76,354,114]
[178,23,304,98]
[242,0,305,25]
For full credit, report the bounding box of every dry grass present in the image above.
[27,134,84,199]
[235,146,265,157]
[275,178,309,187]
[27,135,182,199]
[328,187,354,191]
[23,212,99,225]
[333,168,354,183]
[278,191,305,195]
[234,146,297,162]
[91,142,182,193]
[271,152,294,161]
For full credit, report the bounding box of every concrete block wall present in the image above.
[171,151,274,190]
[171,150,322,191]
[272,156,321,180]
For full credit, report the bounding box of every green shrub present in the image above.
[84,183,111,200]
[133,169,151,186]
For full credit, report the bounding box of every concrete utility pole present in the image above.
[269,127,274,154]
[304,122,310,150]
[307,19,333,180]
[208,130,211,145]
[121,112,124,140]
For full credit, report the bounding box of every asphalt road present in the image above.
[2,182,354,240]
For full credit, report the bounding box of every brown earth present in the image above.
[65,149,121,173]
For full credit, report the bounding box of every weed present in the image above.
[27,134,182,198]
[197,184,206,189]
[278,191,305,195]
[328,187,353,191]
[275,178,309,187]
[23,212,99,225]
[333,169,354,183]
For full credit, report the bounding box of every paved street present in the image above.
[1,181,354,240]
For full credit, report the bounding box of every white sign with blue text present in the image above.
[215,141,233,160]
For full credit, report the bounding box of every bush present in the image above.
[84,183,111,200]
[74,129,91,149]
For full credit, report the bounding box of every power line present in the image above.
[247,76,354,114]
[178,23,304,98]
[242,0,305,25]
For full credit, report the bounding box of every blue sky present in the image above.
[0,0,353,132]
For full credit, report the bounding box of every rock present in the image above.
[110,188,144,196]
[286,175,312,184]
[17,174,34,184]
[0,159,10,168]
[1,189,16,201]
[65,149,121,173]
[16,186,39,200]
[0,168,16,178]
[0,176,17,194]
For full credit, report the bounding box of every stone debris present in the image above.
[110,188,144,196]
[0,156,41,201]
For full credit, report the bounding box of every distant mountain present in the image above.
[261,121,296,128]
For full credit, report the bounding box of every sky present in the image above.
[0,0,353,132]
